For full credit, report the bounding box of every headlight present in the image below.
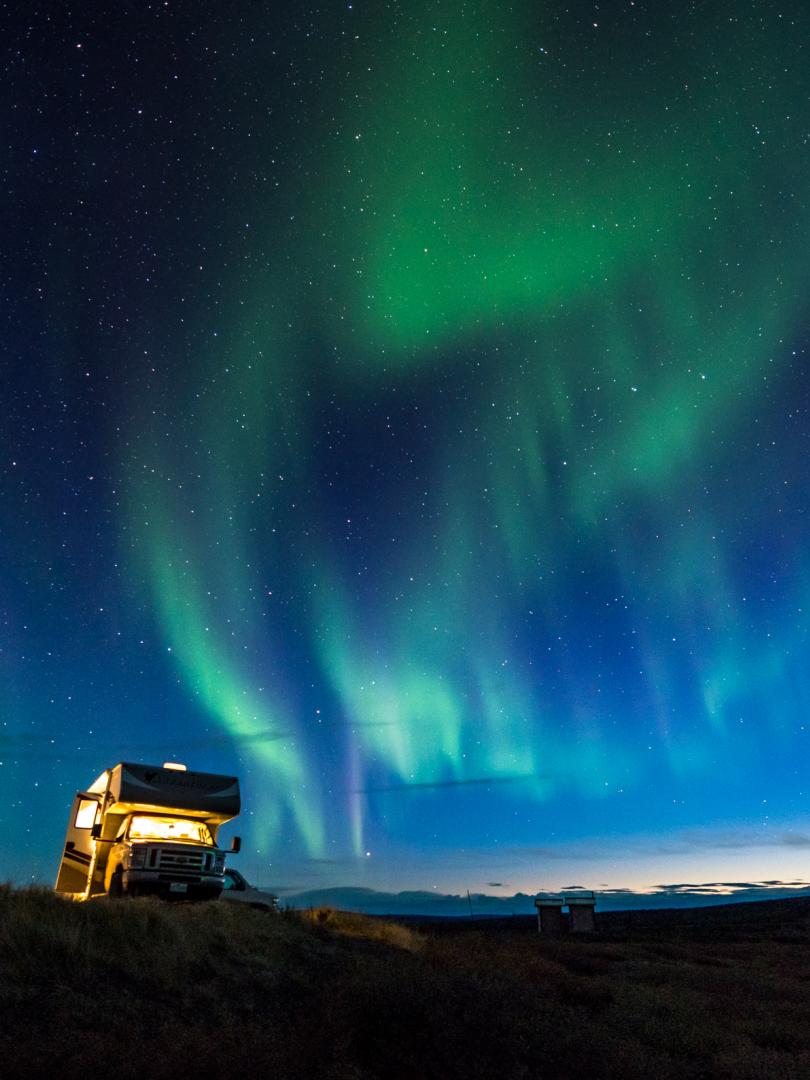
[128,846,146,869]
[213,852,225,872]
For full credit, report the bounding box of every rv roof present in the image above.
[87,771,109,795]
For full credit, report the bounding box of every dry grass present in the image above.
[2,884,810,1079]
[299,905,424,952]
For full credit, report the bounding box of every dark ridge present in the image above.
[387,894,810,939]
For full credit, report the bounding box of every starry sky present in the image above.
[4,0,810,902]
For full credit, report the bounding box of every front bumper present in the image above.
[122,869,224,900]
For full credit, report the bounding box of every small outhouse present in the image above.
[534,896,565,935]
[565,892,596,933]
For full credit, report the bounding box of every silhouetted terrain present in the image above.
[397,893,810,936]
[3,885,810,1079]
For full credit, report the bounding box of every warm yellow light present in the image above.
[162,762,187,771]
[128,815,213,844]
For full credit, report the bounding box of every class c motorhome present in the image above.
[55,762,241,901]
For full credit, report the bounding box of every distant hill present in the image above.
[278,882,810,917]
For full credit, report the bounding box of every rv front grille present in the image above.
[158,850,205,872]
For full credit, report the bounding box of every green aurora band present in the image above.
[125,2,810,859]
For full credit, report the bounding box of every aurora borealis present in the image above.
[5,1,810,901]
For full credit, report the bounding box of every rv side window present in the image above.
[74,798,98,829]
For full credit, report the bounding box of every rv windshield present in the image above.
[128,815,213,845]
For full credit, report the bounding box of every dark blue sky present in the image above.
[4,1,810,903]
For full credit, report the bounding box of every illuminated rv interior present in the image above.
[127,816,214,844]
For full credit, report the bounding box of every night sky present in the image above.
[4,1,810,902]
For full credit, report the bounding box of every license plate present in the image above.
[169,882,188,893]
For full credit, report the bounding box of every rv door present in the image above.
[55,792,100,896]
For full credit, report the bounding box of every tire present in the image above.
[108,868,124,899]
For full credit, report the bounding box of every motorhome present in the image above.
[55,761,241,900]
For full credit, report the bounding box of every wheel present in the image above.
[108,868,124,899]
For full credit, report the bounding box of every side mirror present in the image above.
[230,836,242,854]
[91,823,102,840]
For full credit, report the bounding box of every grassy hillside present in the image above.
[3,885,810,1079]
